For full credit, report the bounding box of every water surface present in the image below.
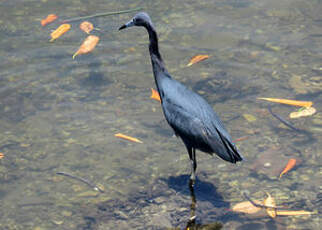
[0,0,321,229]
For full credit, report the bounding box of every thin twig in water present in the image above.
[60,7,142,23]
[18,202,55,208]
[56,172,104,193]
[267,106,302,132]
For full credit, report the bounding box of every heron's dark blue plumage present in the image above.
[160,76,242,163]
[119,12,243,183]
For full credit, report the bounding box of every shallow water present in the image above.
[0,0,321,229]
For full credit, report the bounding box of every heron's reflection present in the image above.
[165,175,225,229]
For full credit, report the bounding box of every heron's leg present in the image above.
[192,148,197,179]
[187,182,196,226]
[188,148,197,185]
[192,148,197,173]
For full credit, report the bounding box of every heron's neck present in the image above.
[146,24,170,93]
[146,24,162,61]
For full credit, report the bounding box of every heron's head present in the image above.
[119,12,153,30]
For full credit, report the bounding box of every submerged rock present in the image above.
[288,74,322,94]
[251,146,300,178]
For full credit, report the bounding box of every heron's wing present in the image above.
[160,79,242,163]
[207,126,243,163]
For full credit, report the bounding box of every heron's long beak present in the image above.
[119,19,134,30]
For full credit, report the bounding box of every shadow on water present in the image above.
[191,72,261,103]
[77,54,112,89]
[76,174,226,230]
[235,222,273,230]
[184,178,223,230]
[51,51,113,103]
[164,174,229,208]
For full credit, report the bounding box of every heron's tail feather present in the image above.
[214,127,243,163]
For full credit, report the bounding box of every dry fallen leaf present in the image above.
[187,55,209,67]
[0,152,4,159]
[250,51,260,59]
[264,192,277,218]
[258,98,313,108]
[50,24,71,42]
[73,35,100,59]
[276,210,313,216]
[20,143,31,148]
[150,88,161,102]
[79,21,94,34]
[240,192,314,218]
[289,107,316,119]
[243,113,257,122]
[279,158,296,178]
[41,14,58,26]
[232,200,263,214]
[114,133,143,143]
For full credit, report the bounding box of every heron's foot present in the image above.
[186,215,196,228]
[189,215,196,222]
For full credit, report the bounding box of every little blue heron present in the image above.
[119,12,243,185]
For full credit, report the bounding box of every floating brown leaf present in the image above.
[41,14,58,26]
[187,55,209,67]
[241,192,314,218]
[150,88,161,102]
[264,192,277,218]
[79,21,94,34]
[50,24,71,42]
[289,107,316,119]
[73,35,99,59]
[232,200,263,214]
[258,98,313,108]
[279,158,296,178]
[114,133,143,143]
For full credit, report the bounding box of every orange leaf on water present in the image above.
[232,200,263,214]
[276,210,313,216]
[279,158,296,178]
[0,152,4,159]
[150,88,161,102]
[264,192,277,218]
[50,24,71,42]
[234,136,249,142]
[114,133,143,143]
[79,21,94,34]
[187,55,209,67]
[73,35,99,59]
[41,14,58,26]
[258,98,313,108]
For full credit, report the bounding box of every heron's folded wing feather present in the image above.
[163,96,242,163]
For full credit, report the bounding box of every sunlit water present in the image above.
[0,0,321,229]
